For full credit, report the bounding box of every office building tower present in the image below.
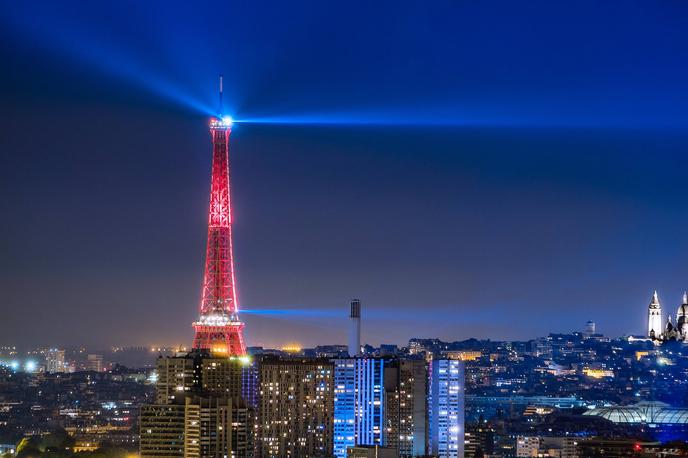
[140,404,186,458]
[86,354,103,372]
[141,396,249,458]
[429,359,464,458]
[384,359,427,457]
[46,349,65,373]
[144,349,254,458]
[334,358,386,458]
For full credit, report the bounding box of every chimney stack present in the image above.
[348,299,361,356]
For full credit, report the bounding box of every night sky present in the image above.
[2,1,688,349]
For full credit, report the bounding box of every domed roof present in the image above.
[654,409,688,424]
[678,293,688,318]
[584,401,688,424]
[584,406,645,423]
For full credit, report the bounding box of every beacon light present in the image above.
[222,115,233,126]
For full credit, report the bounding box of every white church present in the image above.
[647,290,688,342]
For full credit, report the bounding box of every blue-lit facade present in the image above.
[429,359,465,458]
[334,358,385,458]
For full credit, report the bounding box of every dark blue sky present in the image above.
[1,1,688,349]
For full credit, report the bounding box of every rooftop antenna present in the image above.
[218,74,224,117]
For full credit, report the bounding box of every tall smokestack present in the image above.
[349,299,361,357]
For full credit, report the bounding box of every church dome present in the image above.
[678,292,688,320]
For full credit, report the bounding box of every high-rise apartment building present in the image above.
[141,396,248,458]
[46,349,65,373]
[155,350,249,403]
[140,404,186,458]
[334,358,386,458]
[86,354,103,372]
[429,359,464,458]
[257,357,334,457]
[142,350,254,458]
[384,359,427,457]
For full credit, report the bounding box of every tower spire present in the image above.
[683,291,687,305]
[192,92,245,356]
[648,290,663,339]
[218,74,224,117]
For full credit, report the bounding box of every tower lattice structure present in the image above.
[192,116,246,356]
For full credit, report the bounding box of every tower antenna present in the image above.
[218,74,224,117]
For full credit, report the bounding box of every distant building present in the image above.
[583,320,596,339]
[445,350,482,361]
[516,436,578,458]
[516,436,540,457]
[46,349,65,373]
[257,357,334,458]
[429,359,464,458]
[379,344,398,357]
[577,439,660,457]
[583,401,688,424]
[648,290,663,339]
[347,445,399,458]
[646,291,688,342]
[314,345,349,358]
[464,425,494,458]
[86,354,103,372]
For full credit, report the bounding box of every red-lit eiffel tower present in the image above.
[192,77,246,356]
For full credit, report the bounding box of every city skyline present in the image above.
[3,2,688,349]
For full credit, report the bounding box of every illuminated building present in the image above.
[333,358,385,458]
[583,367,615,378]
[86,354,103,372]
[140,396,249,458]
[645,291,688,343]
[140,404,185,458]
[45,349,65,373]
[383,359,427,457]
[583,320,596,339]
[347,445,398,458]
[281,343,303,354]
[678,292,688,340]
[155,350,250,404]
[464,425,494,458]
[349,299,361,357]
[192,86,246,356]
[257,357,334,457]
[583,401,688,424]
[444,350,482,362]
[155,353,198,404]
[516,436,578,458]
[428,359,464,458]
[145,348,254,457]
[648,290,663,339]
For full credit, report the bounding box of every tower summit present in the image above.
[192,78,246,356]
